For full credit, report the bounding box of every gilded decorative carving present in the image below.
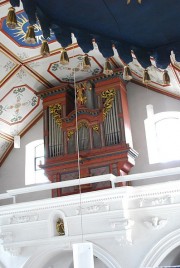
[127,0,141,4]
[76,84,87,105]
[56,218,65,236]
[49,104,62,127]
[67,130,74,140]
[101,89,116,120]
[78,121,88,129]
[92,124,99,132]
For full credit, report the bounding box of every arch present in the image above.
[140,228,180,268]
[22,242,122,268]
[93,243,122,268]
[0,261,6,268]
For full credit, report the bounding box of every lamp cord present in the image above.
[73,48,84,243]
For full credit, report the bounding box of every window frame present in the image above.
[144,106,180,164]
[25,139,49,185]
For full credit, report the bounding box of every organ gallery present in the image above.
[37,75,138,196]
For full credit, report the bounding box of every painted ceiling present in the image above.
[0,0,180,165]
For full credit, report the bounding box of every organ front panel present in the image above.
[38,77,138,196]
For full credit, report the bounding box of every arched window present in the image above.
[25,139,49,185]
[144,105,180,164]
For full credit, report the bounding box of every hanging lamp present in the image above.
[73,243,94,268]
[127,0,142,3]
[14,135,20,149]
[123,65,132,81]
[82,54,91,70]
[143,69,151,84]
[40,40,50,57]
[60,48,69,65]
[25,25,36,44]
[163,70,170,85]
[103,59,113,76]
[6,7,17,29]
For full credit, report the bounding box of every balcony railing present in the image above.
[1,167,180,205]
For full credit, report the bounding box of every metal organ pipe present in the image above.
[103,92,120,146]
[115,94,121,143]
[48,109,52,157]
[113,95,119,143]
[48,108,64,157]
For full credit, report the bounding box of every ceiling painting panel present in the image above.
[0,49,20,85]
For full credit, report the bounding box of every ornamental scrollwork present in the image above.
[101,89,116,120]
[76,84,87,105]
[49,104,62,127]
[92,124,99,132]
[56,218,65,236]
[78,121,88,129]
[67,130,74,140]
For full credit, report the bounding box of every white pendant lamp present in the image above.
[14,135,20,148]
[73,242,94,268]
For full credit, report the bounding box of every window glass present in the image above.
[155,118,180,162]
[25,140,49,185]
[144,107,180,164]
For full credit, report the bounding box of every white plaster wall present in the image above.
[1,83,180,199]
[1,182,180,268]
[0,117,51,203]
[160,246,180,266]
[127,82,180,185]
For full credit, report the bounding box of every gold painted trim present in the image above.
[67,130,75,140]
[49,104,62,127]
[101,89,116,120]
[92,124,99,132]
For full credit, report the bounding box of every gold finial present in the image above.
[60,48,69,65]
[127,0,142,4]
[6,7,17,29]
[25,25,36,44]
[41,40,50,57]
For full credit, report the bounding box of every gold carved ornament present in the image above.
[127,0,142,4]
[49,104,62,127]
[78,121,88,129]
[56,218,65,236]
[76,84,87,105]
[101,89,116,120]
[67,130,74,140]
[92,124,99,132]
[67,122,88,140]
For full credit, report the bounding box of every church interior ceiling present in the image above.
[0,0,180,165]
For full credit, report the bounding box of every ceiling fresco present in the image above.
[0,1,180,165]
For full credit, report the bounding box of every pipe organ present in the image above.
[38,76,138,196]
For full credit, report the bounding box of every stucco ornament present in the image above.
[144,216,167,230]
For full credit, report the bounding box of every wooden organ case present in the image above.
[39,76,138,197]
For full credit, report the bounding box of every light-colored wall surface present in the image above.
[0,118,51,201]
[1,182,180,268]
[1,82,180,196]
[127,82,180,185]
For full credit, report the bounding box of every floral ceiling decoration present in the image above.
[0,0,179,165]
